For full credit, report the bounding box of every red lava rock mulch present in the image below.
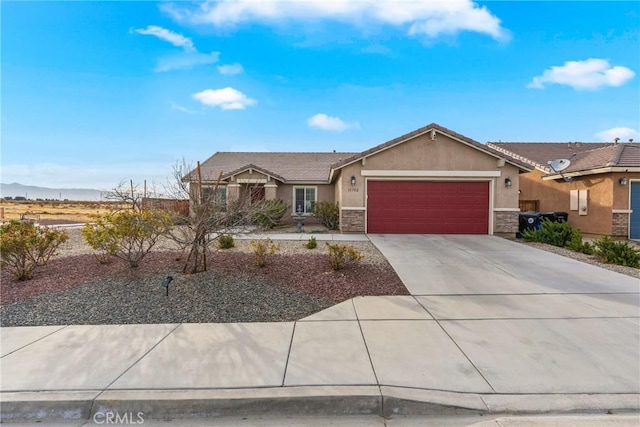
[1,251,408,306]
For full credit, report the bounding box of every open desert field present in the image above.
[0,201,129,224]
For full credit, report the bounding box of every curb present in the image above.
[2,388,639,422]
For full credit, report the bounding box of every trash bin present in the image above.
[554,212,569,223]
[518,212,541,234]
[539,212,557,223]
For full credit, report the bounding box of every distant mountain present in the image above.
[0,182,104,201]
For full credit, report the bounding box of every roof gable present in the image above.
[331,123,532,173]
[222,164,285,182]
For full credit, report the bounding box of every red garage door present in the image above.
[367,181,489,234]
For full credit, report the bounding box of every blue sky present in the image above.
[2,0,639,191]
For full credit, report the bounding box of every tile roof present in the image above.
[331,123,533,171]
[618,143,640,167]
[186,123,535,183]
[488,142,640,174]
[190,152,357,183]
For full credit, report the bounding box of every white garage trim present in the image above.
[361,170,501,177]
[494,207,521,212]
[489,179,495,235]
[341,207,366,211]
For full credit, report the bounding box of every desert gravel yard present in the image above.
[0,230,408,326]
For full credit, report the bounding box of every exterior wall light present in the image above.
[619,177,628,185]
[504,177,512,188]
[351,175,357,186]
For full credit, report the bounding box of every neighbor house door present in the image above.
[630,181,640,239]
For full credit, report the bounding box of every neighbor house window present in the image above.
[294,187,316,214]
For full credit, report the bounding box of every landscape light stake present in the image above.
[162,276,173,296]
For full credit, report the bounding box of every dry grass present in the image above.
[0,201,130,223]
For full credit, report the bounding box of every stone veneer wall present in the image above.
[612,213,629,237]
[341,209,365,233]
[494,211,519,234]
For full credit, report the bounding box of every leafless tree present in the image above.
[164,160,288,274]
[103,179,161,212]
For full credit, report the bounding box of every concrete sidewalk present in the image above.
[2,295,639,421]
[1,234,639,422]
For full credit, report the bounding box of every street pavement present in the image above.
[1,234,639,422]
[2,414,640,426]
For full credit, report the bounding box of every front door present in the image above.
[250,186,265,204]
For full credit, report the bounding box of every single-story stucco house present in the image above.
[184,123,531,234]
[489,141,640,239]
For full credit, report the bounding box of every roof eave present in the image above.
[542,166,640,180]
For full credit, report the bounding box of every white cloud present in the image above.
[307,113,359,132]
[527,58,635,90]
[164,0,509,41]
[594,127,640,142]
[217,63,245,75]
[134,25,220,72]
[134,25,195,52]
[192,87,257,110]
[170,102,198,114]
[155,51,220,72]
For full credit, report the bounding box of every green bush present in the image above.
[593,236,640,267]
[217,234,235,249]
[0,221,69,280]
[250,238,280,267]
[522,220,580,248]
[305,236,318,249]
[326,243,364,270]
[253,200,288,229]
[313,201,340,230]
[565,229,595,255]
[82,209,172,268]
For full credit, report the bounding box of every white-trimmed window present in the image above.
[202,186,227,208]
[294,187,316,214]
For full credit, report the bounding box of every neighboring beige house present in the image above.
[489,141,640,238]
[186,123,531,234]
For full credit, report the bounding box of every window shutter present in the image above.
[578,189,588,216]
[569,190,578,211]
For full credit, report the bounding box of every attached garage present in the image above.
[367,181,490,234]
[331,123,529,234]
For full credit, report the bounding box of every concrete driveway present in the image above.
[369,234,640,295]
[368,234,640,394]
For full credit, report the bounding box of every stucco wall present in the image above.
[518,169,620,236]
[612,172,639,210]
[339,163,365,207]
[334,132,522,233]
[365,133,505,170]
